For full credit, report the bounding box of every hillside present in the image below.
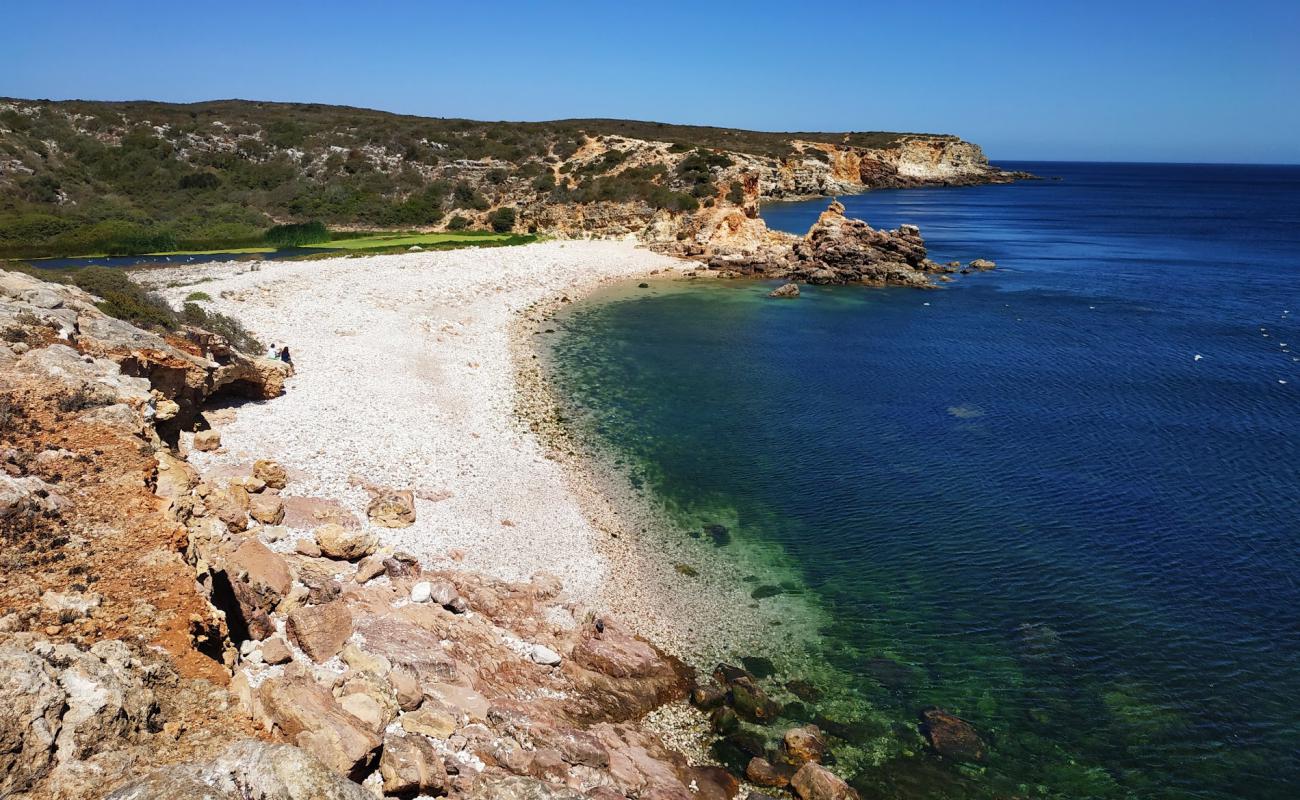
[0,98,1018,258]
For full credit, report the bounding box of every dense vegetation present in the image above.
[0,97,944,258]
[59,266,262,351]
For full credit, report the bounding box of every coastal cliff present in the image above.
[0,98,1023,268]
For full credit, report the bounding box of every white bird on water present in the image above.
[1194,354,1204,361]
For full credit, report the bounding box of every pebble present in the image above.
[410,582,432,603]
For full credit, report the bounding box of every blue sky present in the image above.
[3,0,1297,163]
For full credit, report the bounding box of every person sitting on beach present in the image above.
[266,342,278,360]
[279,345,292,365]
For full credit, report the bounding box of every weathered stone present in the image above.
[249,494,285,525]
[0,647,65,796]
[731,677,779,723]
[193,430,221,452]
[315,524,376,561]
[919,707,987,763]
[366,489,416,528]
[747,757,792,788]
[228,538,292,598]
[378,731,448,795]
[286,602,353,662]
[252,459,288,489]
[783,724,827,765]
[109,740,374,799]
[260,636,292,665]
[388,666,423,712]
[294,538,321,557]
[256,670,380,777]
[466,774,587,800]
[40,590,102,620]
[768,282,800,298]
[968,258,996,270]
[528,643,562,666]
[400,704,457,739]
[353,555,385,583]
[790,762,861,800]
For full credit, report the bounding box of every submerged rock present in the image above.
[769,282,800,298]
[790,761,862,800]
[919,707,987,763]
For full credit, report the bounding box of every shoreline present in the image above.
[140,242,825,674]
[135,240,835,786]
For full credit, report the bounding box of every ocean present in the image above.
[547,162,1300,799]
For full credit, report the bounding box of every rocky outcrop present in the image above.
[0,267,880,799]
[662,199,980,288]
[106,741,373,800]
[0,270,290,439]
[0,639,168,797]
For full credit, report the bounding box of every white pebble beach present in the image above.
[143,241,823,664]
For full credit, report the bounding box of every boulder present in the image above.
[286,602,353,662]
[366,489,416,528]
[919,707,987,762]
[193,430,221,452]
[746,757,791,788]
[315,524,377,561]
[256,670,380,777]
[400,704,457,739]
[790,762,860,800]
[252,459,288,489]
[768,282,800,298]
[249,494,285,525]
[968,258,996,270]
[378,732,448,795]
[782,724,827,765]
[730,677,779,723]
[260,637,292,665]
[51,640,159,763]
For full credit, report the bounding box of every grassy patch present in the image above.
[302,231,518,250]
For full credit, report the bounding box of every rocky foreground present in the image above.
[0,253,889,800]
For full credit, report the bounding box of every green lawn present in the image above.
[13,230,530,262]
[303,231,517,250]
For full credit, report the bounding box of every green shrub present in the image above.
[181,303,262,354]
[69,267,177,330]
[488,207,516,233]
[185,291,212,302]
[178,171,220,190]
[727,181,745,204]
[452,181,489,211]
[531,173,556,192]
[265,221,329,248]
[447,215,470,231]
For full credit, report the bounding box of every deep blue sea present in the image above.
[549,163,1300,799]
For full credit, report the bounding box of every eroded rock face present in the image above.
[790,201,933,287]
[0,640,167,797]
[107,741,374,800]
[0,647,65,796]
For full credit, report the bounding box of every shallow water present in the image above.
[549,163,1300,799]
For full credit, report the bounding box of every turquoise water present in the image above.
[548,163,1300,799]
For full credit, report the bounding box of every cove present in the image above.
[547,162,1300,799]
